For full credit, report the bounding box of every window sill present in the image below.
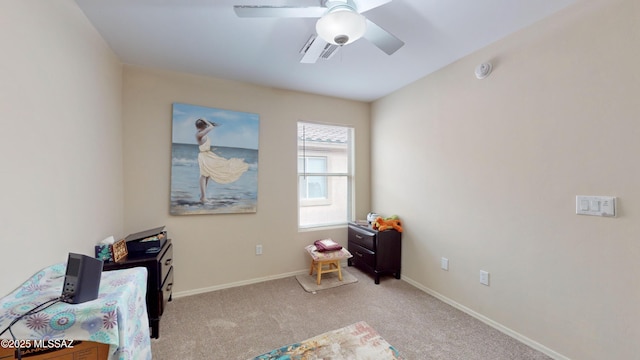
[298,223,347,232]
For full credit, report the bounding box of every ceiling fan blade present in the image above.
[363,18,404,55]
[356,0,393,13]
[234,5,326,18]
[300,36,328,64]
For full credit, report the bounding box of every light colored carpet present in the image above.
[151,267,552,360]
[295,267,358,293]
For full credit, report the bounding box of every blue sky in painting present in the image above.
[172,103,259,150]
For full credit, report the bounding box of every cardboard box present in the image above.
[0,340,109,360]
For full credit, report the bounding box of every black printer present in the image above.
[125,226,167,256]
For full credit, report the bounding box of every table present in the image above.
[0,263,152,360]
[103,239,173,338]
[305,244,352,285]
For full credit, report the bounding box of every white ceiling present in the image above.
[74,0,577,102]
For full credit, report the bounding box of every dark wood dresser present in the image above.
[347,222,401,284]
[103,239,173,338]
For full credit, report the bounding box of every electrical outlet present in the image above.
[480,270,489,286]
[441,257,449,271]
[256,245,263,255]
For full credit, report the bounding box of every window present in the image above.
[298,156,328,200]
[298,121,354,229]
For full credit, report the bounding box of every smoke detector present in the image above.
[475,62,492,79]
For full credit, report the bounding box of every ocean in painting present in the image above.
[170,143,258,215]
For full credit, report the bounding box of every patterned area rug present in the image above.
[295,268,358,293]
[250,321,404,360]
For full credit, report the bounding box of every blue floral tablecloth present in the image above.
[0,263,152,359]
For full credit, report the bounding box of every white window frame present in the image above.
[297,121,354,230]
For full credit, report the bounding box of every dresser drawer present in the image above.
[348,226,375,250]
[349,242,375,269]
[159,243,173,286]
[159,266,173,316]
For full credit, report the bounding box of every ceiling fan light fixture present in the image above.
[316,8,366,46]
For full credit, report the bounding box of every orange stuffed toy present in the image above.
[372,215,403,232]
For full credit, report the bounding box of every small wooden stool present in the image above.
[305,244,353,285]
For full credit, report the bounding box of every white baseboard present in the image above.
[173,260,352,299]
[401,275,569,360]
[172,269,309,299]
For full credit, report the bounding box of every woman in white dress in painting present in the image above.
[195,118,249,203]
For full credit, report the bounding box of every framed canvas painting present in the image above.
[170,103,259,215]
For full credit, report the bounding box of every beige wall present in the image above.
[0,0,123,295]
[121,66,370,295]
[371,0,639,358]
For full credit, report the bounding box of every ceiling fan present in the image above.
[233,0,405,64]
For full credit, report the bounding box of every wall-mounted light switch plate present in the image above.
[576,196,616,217]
